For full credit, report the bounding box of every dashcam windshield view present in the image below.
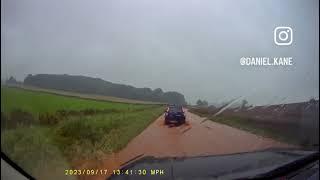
[1,0,319,180]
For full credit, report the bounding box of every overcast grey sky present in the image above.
[1,0,319,105]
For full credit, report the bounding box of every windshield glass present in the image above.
[1,0,319,179]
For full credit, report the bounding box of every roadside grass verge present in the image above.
[1,87,164,179]
[209,116,300,145]
[1,127,74,180]
[53,107,164,161]
[189,108,304,146]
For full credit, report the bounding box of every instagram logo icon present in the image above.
[274,26,293,46]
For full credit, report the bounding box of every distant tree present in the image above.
[196,99,208,106]
[6,76,18,84]
[309,97,316,104]
[247,104,254,108]
[241,99,248,109]
[153,88,163,95]
[197,99,203,106]
[163,92,186,105]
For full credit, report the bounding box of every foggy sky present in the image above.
[1,0,319,105]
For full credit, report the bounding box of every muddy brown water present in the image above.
[76,109,293,180]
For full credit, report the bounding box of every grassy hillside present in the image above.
[1,87,151,116]
[1,87,164,179]
[7,84,165,104]
[23,74,187,105]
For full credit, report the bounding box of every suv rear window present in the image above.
[169,106,183,112]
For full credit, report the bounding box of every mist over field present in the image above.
[1,0,319,105]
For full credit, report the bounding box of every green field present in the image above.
[1,87,153,116]
[189,108,302,146]
[1,87,164,180]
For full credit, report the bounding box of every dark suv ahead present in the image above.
[164,105,186,125]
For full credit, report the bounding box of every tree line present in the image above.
[23,74,187,105]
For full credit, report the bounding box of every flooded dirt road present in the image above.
[81,109,292,180]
